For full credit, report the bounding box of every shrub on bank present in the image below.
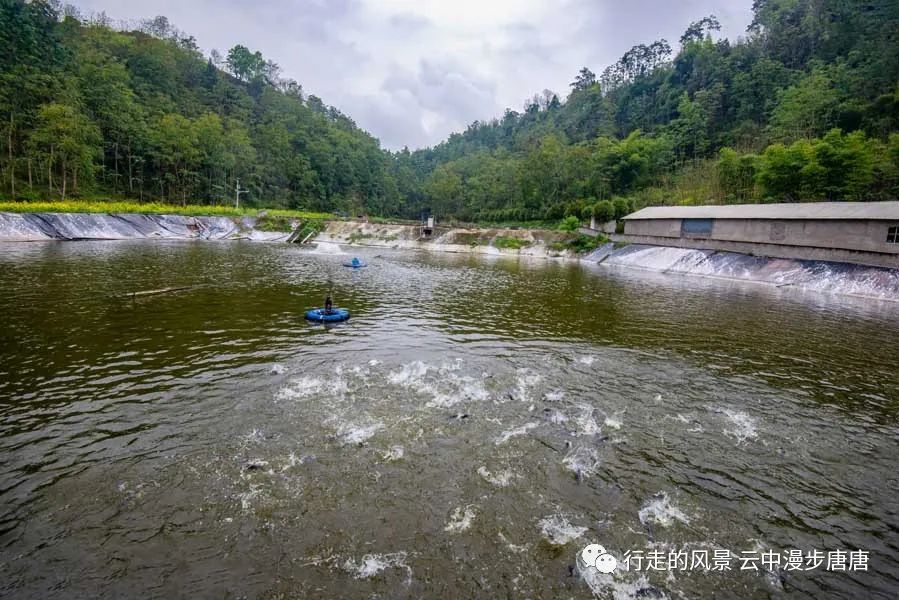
[492,236,531,250]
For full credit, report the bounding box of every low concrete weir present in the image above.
[3,212,897,300]
[0,212,293,242]
[601,244,899,300]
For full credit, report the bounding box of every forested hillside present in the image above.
[398,0,899,222]
[0,0,396,214]
[1,0,898,222]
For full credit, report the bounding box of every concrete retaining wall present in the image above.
[0,212,294,242]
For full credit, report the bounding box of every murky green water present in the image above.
[1,240,897,599]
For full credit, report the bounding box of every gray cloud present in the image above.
[75,0,753,149]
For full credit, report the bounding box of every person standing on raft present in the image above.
[324,294,333,315]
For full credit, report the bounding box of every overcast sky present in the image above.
[74,0,754,150]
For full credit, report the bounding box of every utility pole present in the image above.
[234,178,248,209]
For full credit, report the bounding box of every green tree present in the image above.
[593,199,615,222]
[28,102,101,199]
[770,66,840,141]
[148,113,200,204]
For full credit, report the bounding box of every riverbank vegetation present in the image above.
[0,200,330,220]
[1,0,897,223]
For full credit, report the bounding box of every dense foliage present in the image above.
[398,0,899,221]
[0,1,395,213]
[1,0,897,221]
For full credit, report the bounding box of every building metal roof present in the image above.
[623,201,899,221]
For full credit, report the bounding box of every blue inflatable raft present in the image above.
[305,308,350,322]
[343,257,366,268]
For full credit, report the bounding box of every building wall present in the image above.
[624,218,899,255]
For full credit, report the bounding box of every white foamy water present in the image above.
[427,376,490,408]
[538,514,588,545]
[495,422,538,445]
[604,415,622,429]
[276,374,348,402]
[605,245,899,300]
[342,552,411,582]
[713,407,758,443]
[386,360,490,408]
[638,492,691,527]
[545,408,568,424]
[579,568,668,600]
[388,361,431,386]
[241,428,266,446]
[336,422,384,445]
[576,355,596,366]
[237,484,264,513]
[310,241,346,255]
[477,466,517,487]
[513,368,543,402]
[381,445,405,461]
[573,404,602,436]
[544,390,565,402]
[444,505,477,533]
[562,445,601,479]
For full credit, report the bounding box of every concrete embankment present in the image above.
[0,212,293,242]
[598,244,899,300]
[2,212,895,300]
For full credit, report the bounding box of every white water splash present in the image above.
[495,422,538,445]
[427,376,490,408]
[638,492,691,527]
[545,408,568,424]
[388,361,431,386]
[381,445,405,461]
[276,375,347,401]
[577,355,596,366]
[713,407,758,443]
[604,415,622,430]
[513,368,543,402]
[538,514,588,545]
[311,241,346,255]
[444,505,477,533]
[237,484,264,512]
[605,245,899,301]
[342,552,411,582]
[573,404,602,436]
[562,445,601,479]
[580,567,668,600]
[544,390,565,402]
[477,466,517,487]
[336,422,384,445]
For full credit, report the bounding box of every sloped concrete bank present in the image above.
[599,244,899,300]
[0,212,293,242]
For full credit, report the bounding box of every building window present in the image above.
[888,226,899,244]
[681,218,713,237]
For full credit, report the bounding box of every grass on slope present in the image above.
[0,200,332,220]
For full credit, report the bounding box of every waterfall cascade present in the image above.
[602,244,899,300]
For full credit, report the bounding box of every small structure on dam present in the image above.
[620,201,899,268]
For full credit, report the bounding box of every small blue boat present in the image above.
[343,257,366,268]
[304,308,350,322]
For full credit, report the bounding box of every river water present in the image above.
[1,240,897,599]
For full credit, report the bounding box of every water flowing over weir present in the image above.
[1,243,899,599]
[600,245,899,301]
[0,212,293,242]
